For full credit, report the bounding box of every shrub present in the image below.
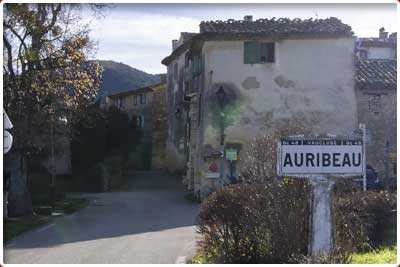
[70,105,107,174]
[240,118,312,182]
[141,141,152,170]
[333,182,396,255]
[104,155,124,189]
[105,106,142,160]
[197,177,396,264]
[196,178,311,263]
[80,163,105,192]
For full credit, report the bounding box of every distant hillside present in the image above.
[96,60,161,99]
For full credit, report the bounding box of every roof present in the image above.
[358,38,396,48]
[200,17,352,36]
[108,82,165,99]
[180,32,198,41]
[162,17,353,65]
[355,59,397,90]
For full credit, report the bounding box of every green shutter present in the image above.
[244,41,260,64]
[192,55,202,76]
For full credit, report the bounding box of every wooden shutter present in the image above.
[260,42,275,63]
[266,43,275,63]
[192,56,201,76]
[244,41,260,64]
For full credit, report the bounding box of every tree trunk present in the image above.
[5,151,33,217]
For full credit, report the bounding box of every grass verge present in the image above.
[4,198,89,243]
[4,215,52,242]
[53,198,90,214]
[351,246,397,264]
[189,253,212,264]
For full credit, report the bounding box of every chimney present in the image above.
[244,15,253,22]
[379,27,388,40]
[172,39,178,51]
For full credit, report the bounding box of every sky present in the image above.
[86,4,397,74]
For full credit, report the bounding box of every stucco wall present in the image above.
[165,51,190,172]
[197,37,357,193]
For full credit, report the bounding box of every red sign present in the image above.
[208,162,218,172]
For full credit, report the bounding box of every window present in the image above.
[244,41,275,64]
[115,98,122,108]
[192,55,202,76]
[185,54,190,68]
[174,63,178,80]
[368,94,382,115]
[140,94,146,104]
[185,81,190,92]
[134,95,138,105]
[137,115,145,128]
[359,49,368,59]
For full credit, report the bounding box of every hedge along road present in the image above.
[4,173,200,264]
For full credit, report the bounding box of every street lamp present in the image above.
[216,86,226,108]
[215,86,226,146]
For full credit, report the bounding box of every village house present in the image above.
[355,27,397,60]
[355,58,396,189]
[103,79,167,170]
[162,16,359,196]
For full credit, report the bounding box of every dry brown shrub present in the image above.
[196,179,311,263]
[240,118,312,182]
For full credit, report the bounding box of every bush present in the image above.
[105,106,142,160]
[141,141,152,170]
[333,182,396,255]
[70,105,142,190]
[240,118,312,182]
[104,155,124,189]
[196,178,311,263]
[80,163,105,192]
[70,105,107,174]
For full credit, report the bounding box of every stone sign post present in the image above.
[277,138,365,257]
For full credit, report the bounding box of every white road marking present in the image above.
[175,256,186,264]
[36,223,55,233]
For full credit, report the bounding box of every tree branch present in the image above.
[3,34,16,79]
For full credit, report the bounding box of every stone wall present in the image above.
[356,88,397,185]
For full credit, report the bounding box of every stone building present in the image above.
[355,27,397,60]
[162,16,358,196]
[104,81,167,170]
[355,59,397,187]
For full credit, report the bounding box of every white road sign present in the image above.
[4,109,13,129]
[277,139,364,176]
[4,130,13,154]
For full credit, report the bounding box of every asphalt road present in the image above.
[4,172,200,264]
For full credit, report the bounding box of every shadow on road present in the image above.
[6,172,200,249]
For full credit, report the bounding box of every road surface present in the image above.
[4,172,199,264]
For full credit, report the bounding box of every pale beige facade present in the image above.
[162,17,359,196]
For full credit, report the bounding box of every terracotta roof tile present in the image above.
[200,17,353,36]
[355,59,397,89]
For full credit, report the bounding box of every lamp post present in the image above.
[216,86,226,146]
[215,86,226,185]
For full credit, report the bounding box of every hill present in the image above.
[96,60,161,99]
